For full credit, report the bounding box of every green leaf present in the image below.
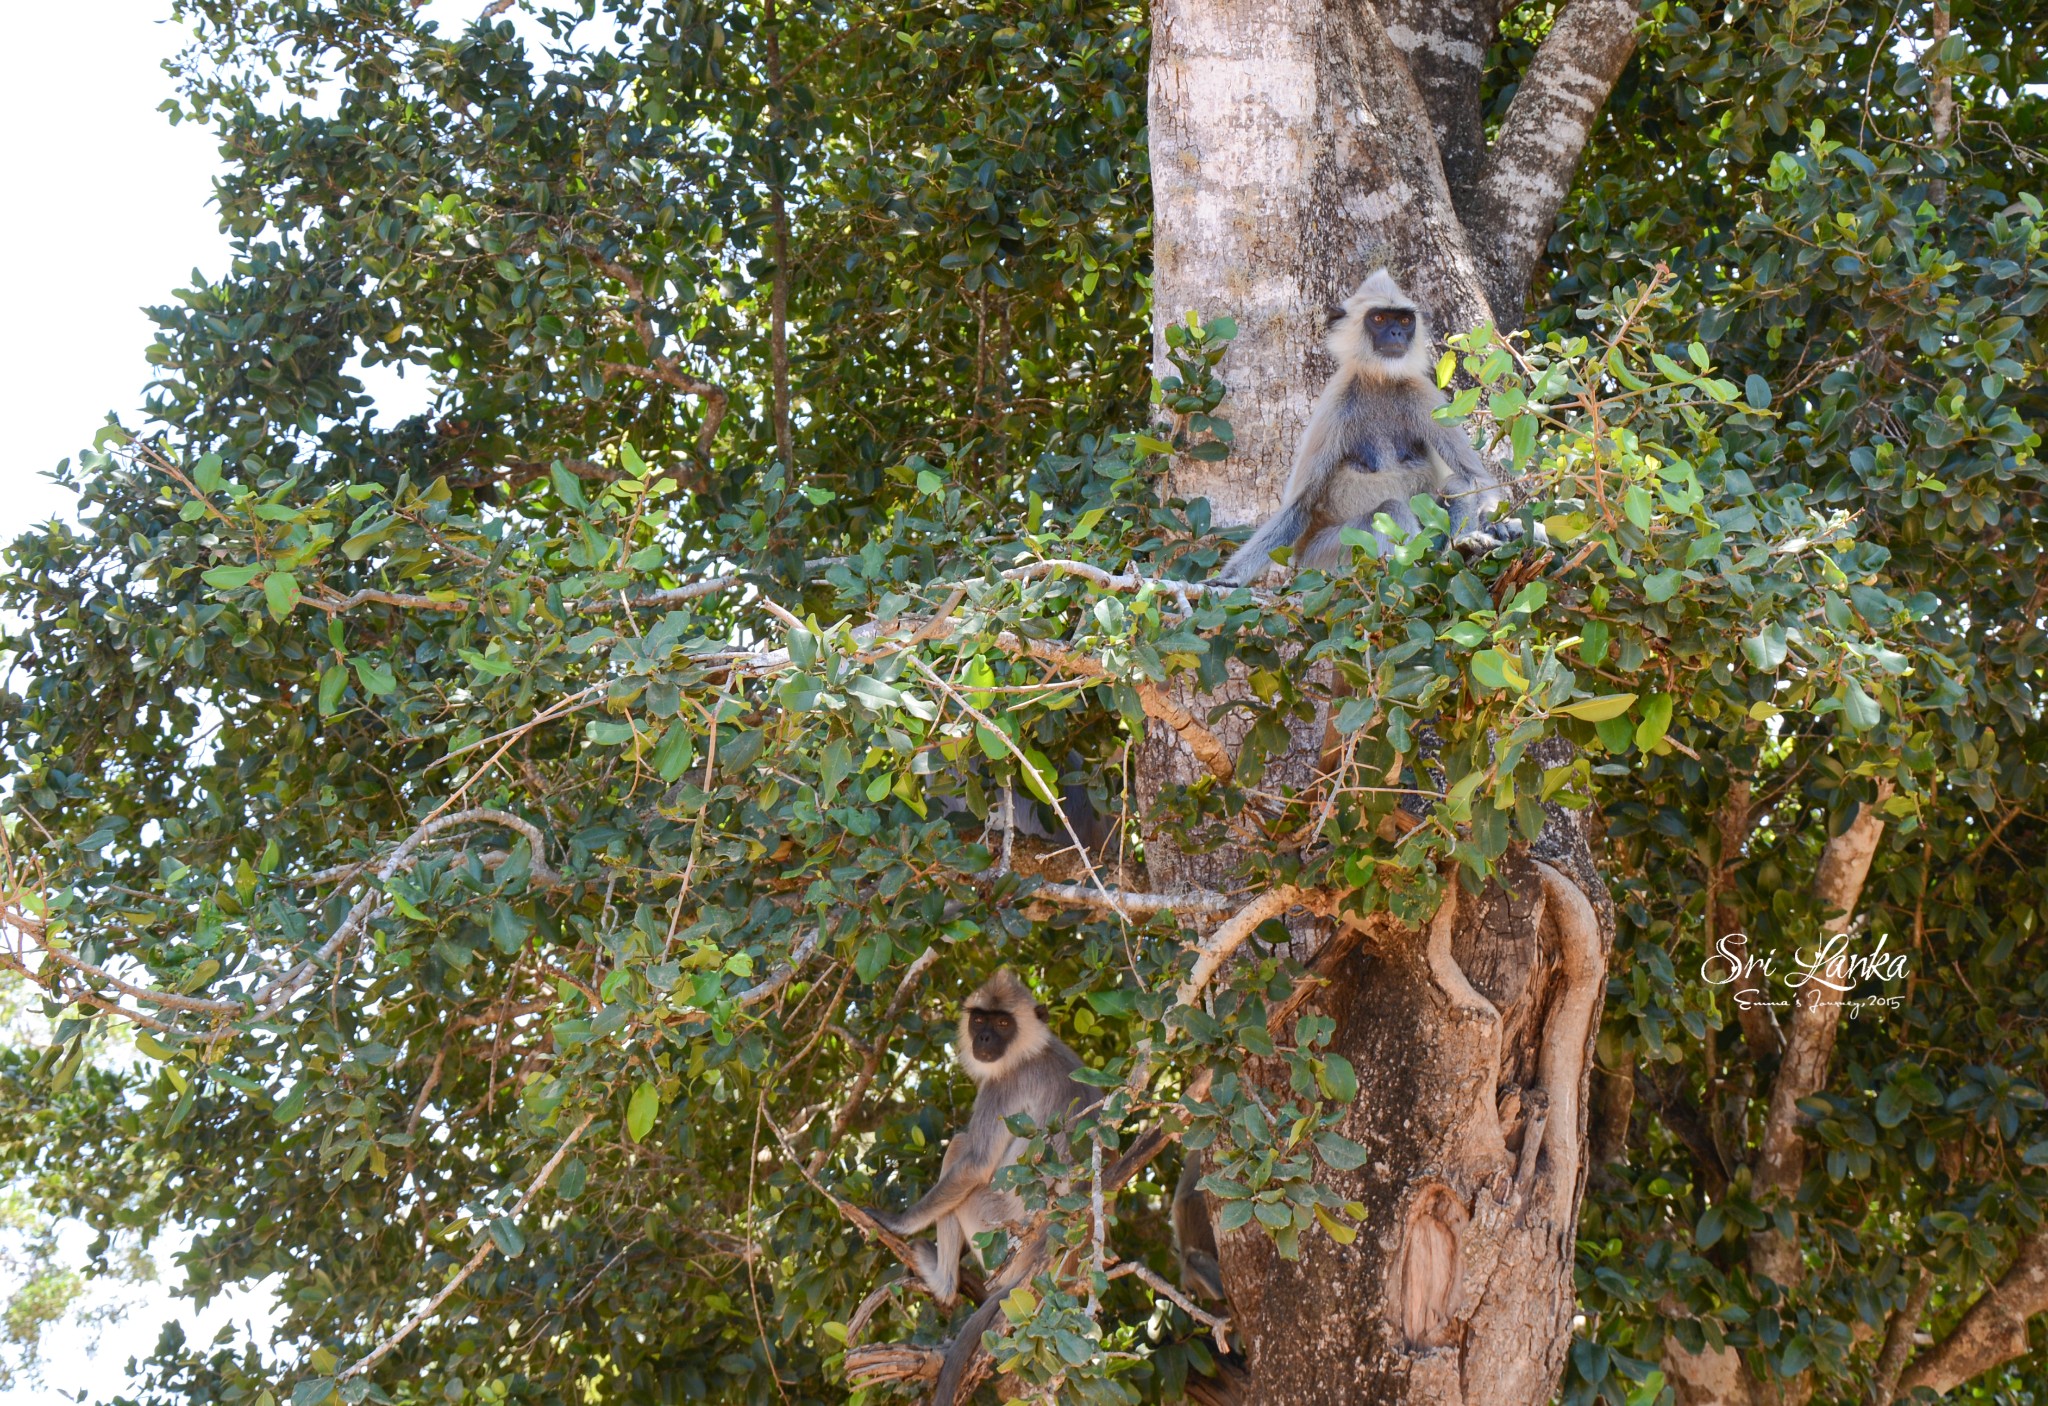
[652,721,698,782]
[1842,679,1882,731]
[1510,413,1536,471]
[1634,694,1675,751]
[1019,747,1061,806]
[1743,624,1789,670]
[627,1081,661,1143]
[1696,1204,1726,1249]
[1314,1131,1369,1170]
[1744,374,1772,410]
[550,462,589,510]
[460,648,516,678]
[291,1379,337,1406]
[1623,484,1654,532]
[353,658,397,697]
[318,665,348,716]
[193,453,226,493]
[200,564,265,590]
[1313,1204,1358,1245]
[488,1216,526,1258]
[1470,649,1526,693]
[1578,620,1611,666]
[1560,693,1637,722]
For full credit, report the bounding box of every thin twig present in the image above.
[337,1111,597,1382]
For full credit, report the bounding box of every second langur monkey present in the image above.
[869,969,1098,1306]
[1213,269,1526,587]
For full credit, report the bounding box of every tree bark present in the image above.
[1898,1230,2048,1395]
[1144,6,1640,1397]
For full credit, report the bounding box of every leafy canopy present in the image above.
[1,2,2042,1405]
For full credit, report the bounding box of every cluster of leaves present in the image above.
[1546,2,2048,1402]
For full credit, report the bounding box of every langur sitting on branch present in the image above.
[867,968,1099,1306]
[1214,269,1527,586]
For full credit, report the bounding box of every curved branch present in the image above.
[735,927,821,1007]
[1532,861,1604,1224]
[1175,885,1313,1006]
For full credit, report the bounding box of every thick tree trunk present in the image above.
[1144,3,1638,1402]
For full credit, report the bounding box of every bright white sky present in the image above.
[0,1,231,548]
[0,1,478,1398]
[0,6,266,1396]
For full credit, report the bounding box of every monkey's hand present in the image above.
[867,1205,915,1237]
[1451,512,1545,553]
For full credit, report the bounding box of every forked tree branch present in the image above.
[1751,782,1894,1286]
[1465,0,1642,326]
[1381,0,1519,210]
[1898,1231,2048,1397]
[596,258,729,459]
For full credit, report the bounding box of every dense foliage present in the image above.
[1,1,2044,1405]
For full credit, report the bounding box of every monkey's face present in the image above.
[1367,306,1417,360]
[965,1005,1019,1064]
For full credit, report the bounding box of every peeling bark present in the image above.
[1210,848,1611,1405]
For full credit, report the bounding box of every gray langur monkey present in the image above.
[869,969,1098,1307]
[1213,269,1525,587]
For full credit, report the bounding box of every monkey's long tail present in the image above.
[1212,500,1308,587]
[931,1227,1049,1406]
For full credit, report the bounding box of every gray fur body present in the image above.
[1214,270,1521,586]
[870,969,1096,1306]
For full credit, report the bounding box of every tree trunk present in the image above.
[1144,2,1639,1402]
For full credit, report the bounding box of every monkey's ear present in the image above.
[1324,301,1347,327]
[1035,1003,1049,1022]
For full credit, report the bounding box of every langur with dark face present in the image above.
[868,968,1098,1306]
[1213,269,1526,587]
